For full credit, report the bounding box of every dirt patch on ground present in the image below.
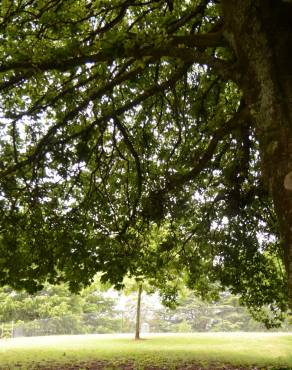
[12,360,284,370]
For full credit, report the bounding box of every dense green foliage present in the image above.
[0,1,289,324]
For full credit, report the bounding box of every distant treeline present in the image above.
[0,283,290,337]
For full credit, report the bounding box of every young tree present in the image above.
[0,1,291,314]
[135,283,143,340]
[121,223,186,339]
[119,278,144,339]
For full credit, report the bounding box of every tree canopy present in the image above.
[0,0,292,320]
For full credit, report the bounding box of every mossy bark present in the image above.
[222,0,292,306]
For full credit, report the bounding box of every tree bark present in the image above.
[135,284,143,340]
[222,0,292,306]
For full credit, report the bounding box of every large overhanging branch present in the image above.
[0,31,234,79]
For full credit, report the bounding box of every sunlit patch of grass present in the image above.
[0,332,292,369]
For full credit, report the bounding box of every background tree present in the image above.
[0,282,121,336]
[148,291,281,333]
[0,0,291,319]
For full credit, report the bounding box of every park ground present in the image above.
[0,332,292,369]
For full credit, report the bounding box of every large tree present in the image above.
[0,0,291,315]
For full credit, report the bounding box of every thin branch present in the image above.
[169,32,226,48]
[68,62,192,142]
[0,71,34,91]
[62,63,146,124]
[164,107,251,192]
[0,63,191,178]
[166,0,209,33]
[113,115,143,224]
[84,0,133,41]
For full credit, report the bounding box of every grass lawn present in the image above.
[0,332,292,369]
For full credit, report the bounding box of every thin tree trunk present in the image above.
[135,284,143,340]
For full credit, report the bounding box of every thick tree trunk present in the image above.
[135,284,143,340]
[222,1,292,306]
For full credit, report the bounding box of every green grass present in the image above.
[1,332,292,369]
